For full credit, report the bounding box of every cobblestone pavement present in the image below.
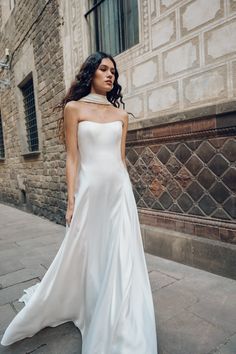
[0,203,235,354]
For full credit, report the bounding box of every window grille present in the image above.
[0,113,5,158]
[85,0,139,56]
[21,77,39,152]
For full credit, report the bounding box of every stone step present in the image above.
[141,224,236,280]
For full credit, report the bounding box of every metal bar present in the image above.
[0,62,9,69]
[84,0,106,18]
[21,78,39,151]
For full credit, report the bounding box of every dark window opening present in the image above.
[85,0,139,56]
[21,189,27,204]
[21,77,39,152]
[0,112,5,159]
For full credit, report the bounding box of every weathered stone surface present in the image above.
[132,58,158,88]
[175,167,192,188]
[125,94,144,118]
[230,0,236,12]
[0,209,235,353]
[118,71,128,94]
[180,0,223,34]
[222,139,236,162]
[0,266,45,288]
[158,309,227,354]
[167,179,182,199]
[148,83,179,113]
[163,38,199,77]
[148,270,177,292]
[149,179,165,197]
[213,333,236,353]
[144,227,236,279]
[183,66,227,106]
[150,0,157,18]
[0,304,16,333]
[160,0,181,13]
[189,286,236,334]
[0,0,65,224]
[149,158,163,174]
[0,322,82,354]
[151,12,176,49]
[0,279,39,306]
[205,20,236,63]
[153,279,198,322]
[0,259,24,277]
[166,156,181,176]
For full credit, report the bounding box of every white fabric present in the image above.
[79,93,112,105]
[1,120,158,353]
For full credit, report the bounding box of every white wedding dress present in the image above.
[1,119,158,353]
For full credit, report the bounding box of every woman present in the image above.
[1,52,158,353]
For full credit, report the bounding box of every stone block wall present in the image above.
[117,0,236,121]
[60,1,236,119]
[0,0,66,223]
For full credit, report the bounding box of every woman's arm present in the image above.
[64,102,79,207]
[121,112,129,170]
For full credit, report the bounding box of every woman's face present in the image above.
[91,58,115,95]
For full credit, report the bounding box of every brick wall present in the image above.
[0,0,66,223]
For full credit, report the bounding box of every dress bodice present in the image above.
[77,120,124,170]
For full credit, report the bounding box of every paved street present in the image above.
[0,203,235,354]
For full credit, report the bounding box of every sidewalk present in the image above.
[0,203,235,354]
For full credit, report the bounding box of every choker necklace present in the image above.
[79,93,112,105]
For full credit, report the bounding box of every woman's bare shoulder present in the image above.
[111,105,127,116]
[64,100,83,112]
[111,106,128,124]
[64,101,85,122]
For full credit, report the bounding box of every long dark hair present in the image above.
[55,51,125,144]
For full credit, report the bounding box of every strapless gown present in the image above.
[1,120,158,353]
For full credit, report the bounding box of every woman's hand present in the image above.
[66,200,75,227]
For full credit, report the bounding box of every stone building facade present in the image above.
[0,1,235,274]
[0,0,66,223]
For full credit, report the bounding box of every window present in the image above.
[9,0,15,11]
[85,0,139,56]
[0,112,5,159]
[21,77,39,152]
[1,0,15,28]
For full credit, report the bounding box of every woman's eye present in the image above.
[99,67,115,74]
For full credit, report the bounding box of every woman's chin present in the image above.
[105,86,113,93]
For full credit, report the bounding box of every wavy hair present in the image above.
[55,52,125,145]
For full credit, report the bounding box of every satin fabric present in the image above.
[1,120,158,353]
